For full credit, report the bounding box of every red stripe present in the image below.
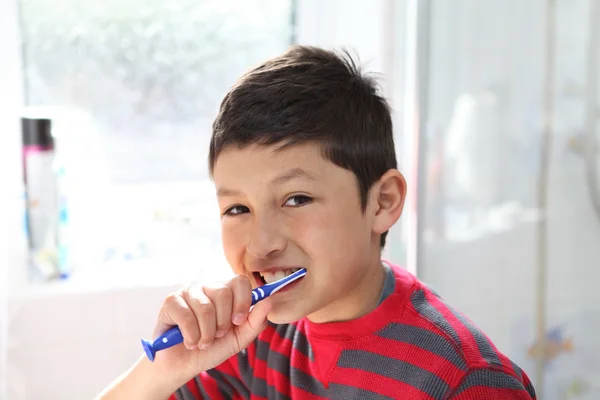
[253,357,268,381]
[199,372,226,399]
[260,324,277,339]
[267,326,294,355]
[218,358,240,378]
[331,367,437,400]
[290,347,318,377]
[185,378,202,398]
[264,362,292,397]
[262,324,300,357]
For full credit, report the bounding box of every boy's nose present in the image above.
[246,216,287,259]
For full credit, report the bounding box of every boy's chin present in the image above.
[266,308,306,325]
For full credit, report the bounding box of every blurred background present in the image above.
[0,0,599,398]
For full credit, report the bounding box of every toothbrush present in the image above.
[141,268,307,362]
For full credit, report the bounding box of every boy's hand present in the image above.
[151,275,271,387]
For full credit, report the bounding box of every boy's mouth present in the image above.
[253,268,302,285]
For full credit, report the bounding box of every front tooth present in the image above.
[273,270,286,282]
[262,272,275,283]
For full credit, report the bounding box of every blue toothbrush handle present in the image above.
[142,268,306,361]
[141,326,183,362]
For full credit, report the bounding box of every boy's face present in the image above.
[213,143,396,324]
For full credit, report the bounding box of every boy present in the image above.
[98,46,536,399]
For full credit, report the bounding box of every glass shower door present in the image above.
[541,1,600,398]
[410,0,600,398]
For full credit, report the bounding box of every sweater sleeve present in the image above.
[168,354,249,400]
[447,367,536,400]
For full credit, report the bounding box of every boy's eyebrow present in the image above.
[216,168,318,197]
[270,167,318,186]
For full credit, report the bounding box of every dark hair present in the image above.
[209,45,397,248]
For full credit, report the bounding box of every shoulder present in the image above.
[391,275,535,398]
[387,263,509,371]
[404,279,507,370]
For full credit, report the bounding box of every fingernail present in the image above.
[199,343,210,350]
[216,330,226,338]
[232,313,245,325]
[186,343,196,351]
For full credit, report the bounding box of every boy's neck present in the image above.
[306,258,387,324]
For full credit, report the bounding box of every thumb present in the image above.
[234,298,272,349]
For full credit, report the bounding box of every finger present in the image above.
[203,285,233,338]
[156,290,200,351]
[226,275,253,326]
[235,297,272,349]
[183,285,217,349]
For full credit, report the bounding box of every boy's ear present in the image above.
[371,169,407,235]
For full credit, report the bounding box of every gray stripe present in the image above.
[328,383,396,400]
[195,376,213,400]
[258,338,291,376]
[173,388,184,400]
[224,371,250,399]
[446,303,502,367]
[173,384,193,400]
[174,376,210,400]
[377,323,468,371]
[291,366,328,397]
[237,349,254,388]
[273,322,314,362]
[293,330,314,361]
[338,349,450,399]
[411,289,462,347]
[268,383,291,400]
[510,361,537,399]
[204,370,230,398]
[511,361,523,379]
[256,337,271,360]
[249,376,269,398]
[255,338,295,398]
[206,369,247,399]
[260,326,324,397]
[525,377,537,398]
[377,262,396,305]
[453,369,528,395]
[274,322,297,342]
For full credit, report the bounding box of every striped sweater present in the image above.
[171,263,536,399]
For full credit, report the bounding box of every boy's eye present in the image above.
[224,205,249,216]
[284,195,312,207]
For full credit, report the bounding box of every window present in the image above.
[19,0,295,285]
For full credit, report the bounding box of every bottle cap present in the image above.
[22,117,54,148]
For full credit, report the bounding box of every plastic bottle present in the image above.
[21,115,60,281]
